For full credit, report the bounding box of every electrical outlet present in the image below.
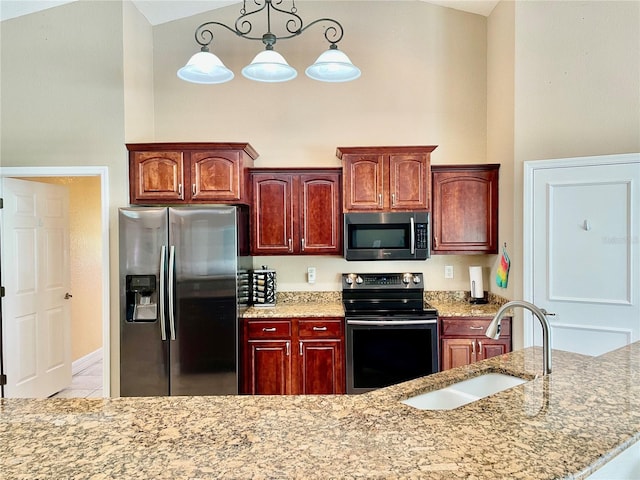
[444,265,454,279]
[307,267,316,284]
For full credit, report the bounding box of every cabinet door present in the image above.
[432,165,499,254]
[191,151,240,201]
[478,339,510,361]
[130,151,185,203]
[245,340,292,395]
[251,174,296,254]
[297,318,344,394]
[299,173,342,254]
[388,154,429,210]
[441,338,476,370]
[298,340,344,394]
[342,154,385,211]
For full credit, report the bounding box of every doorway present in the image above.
[0,166,110,397]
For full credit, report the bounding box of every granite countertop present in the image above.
[3,343,640,479]
[426,290,507,317]
[243,290,508,318]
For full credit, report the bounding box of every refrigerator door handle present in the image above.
[168,245,177,341]
[159,245,167,341]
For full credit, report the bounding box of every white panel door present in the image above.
[2,178,71,397]
[527,154,640,356]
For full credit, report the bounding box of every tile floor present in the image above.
[50,358,103,398]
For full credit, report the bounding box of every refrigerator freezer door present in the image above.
[119,207,170,396]
[168,206,239,395]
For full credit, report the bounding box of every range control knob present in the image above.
[413,275,421,284]
[345,274,355,285]
[402,273,413,284]
[355,275,364,284]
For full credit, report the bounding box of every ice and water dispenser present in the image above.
[125,274,158,322]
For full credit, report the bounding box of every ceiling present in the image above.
[0,0,499,25]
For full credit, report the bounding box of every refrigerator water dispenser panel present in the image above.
[126,274,157,322]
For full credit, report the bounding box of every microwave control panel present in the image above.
[415,223,428,249]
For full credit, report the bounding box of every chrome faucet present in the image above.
[486,300,553,375]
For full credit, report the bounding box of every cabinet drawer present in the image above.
[246,320,292,338]
[298,318,343,338]
[441,317,511,337]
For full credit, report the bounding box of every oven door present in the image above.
[345,317,439,394]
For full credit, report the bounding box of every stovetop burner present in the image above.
[341,272,438,318]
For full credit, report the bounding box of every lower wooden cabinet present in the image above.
[242,317,345,395]
[440,316,512,371]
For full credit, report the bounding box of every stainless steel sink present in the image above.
[401,373,527,410]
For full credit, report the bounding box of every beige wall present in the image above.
[152,1,492,293]
[512,0,640,302]
[486,0,640,348]
[123,0,155,141]
[487,0,517,336]
[24,177,103,361]
[1,0,128,392]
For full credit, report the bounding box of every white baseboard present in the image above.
[72,348,103,375]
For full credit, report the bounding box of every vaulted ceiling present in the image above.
[0,0,499,25]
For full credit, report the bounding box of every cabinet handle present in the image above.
[262,327,277,332]
[469,326,484,330]
[472,340,476,355]
[434,235,438,247]
[378,193,383,206]
[301,238,305,252]
[299,341,303,356]
[288,238,293,253]
[178,183,182,196]
[192,184,196,195]
[312,326,327,331]
[478,341,483,352]
[286,341,290,356]
[392,193,396,206]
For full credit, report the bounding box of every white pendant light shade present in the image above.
[241,49,297,83]
[177,50,234,84]
[305,47,361,82]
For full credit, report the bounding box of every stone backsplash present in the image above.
[277,290,508,306]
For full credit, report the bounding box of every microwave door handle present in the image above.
[410,217,416,255]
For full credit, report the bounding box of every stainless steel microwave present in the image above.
[343,212,430,261]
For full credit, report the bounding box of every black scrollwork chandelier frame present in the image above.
[177,0,361,84]
[195,0,345,51]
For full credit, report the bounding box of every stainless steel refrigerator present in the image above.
[119,206,251,397]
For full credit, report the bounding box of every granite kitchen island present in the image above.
[2,343,640,479]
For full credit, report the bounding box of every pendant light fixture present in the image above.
[177,0,361,84]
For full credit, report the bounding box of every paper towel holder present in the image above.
[469,265,488,304]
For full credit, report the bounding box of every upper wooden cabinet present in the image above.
[336,146,437,212]
[431,164,500,254]
[250,168,342,255]
[127,143,258,205]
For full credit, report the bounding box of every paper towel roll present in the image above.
[469,266,484,299]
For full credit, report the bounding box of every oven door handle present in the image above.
[346,319,437,326]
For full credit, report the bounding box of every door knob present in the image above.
[64,292,73,299]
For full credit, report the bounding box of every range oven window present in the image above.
[348,224,409,249]
[346,322,438,394]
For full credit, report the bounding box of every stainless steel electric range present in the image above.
[342,272,439,394]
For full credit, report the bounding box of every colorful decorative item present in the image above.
[496,243,510,288]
